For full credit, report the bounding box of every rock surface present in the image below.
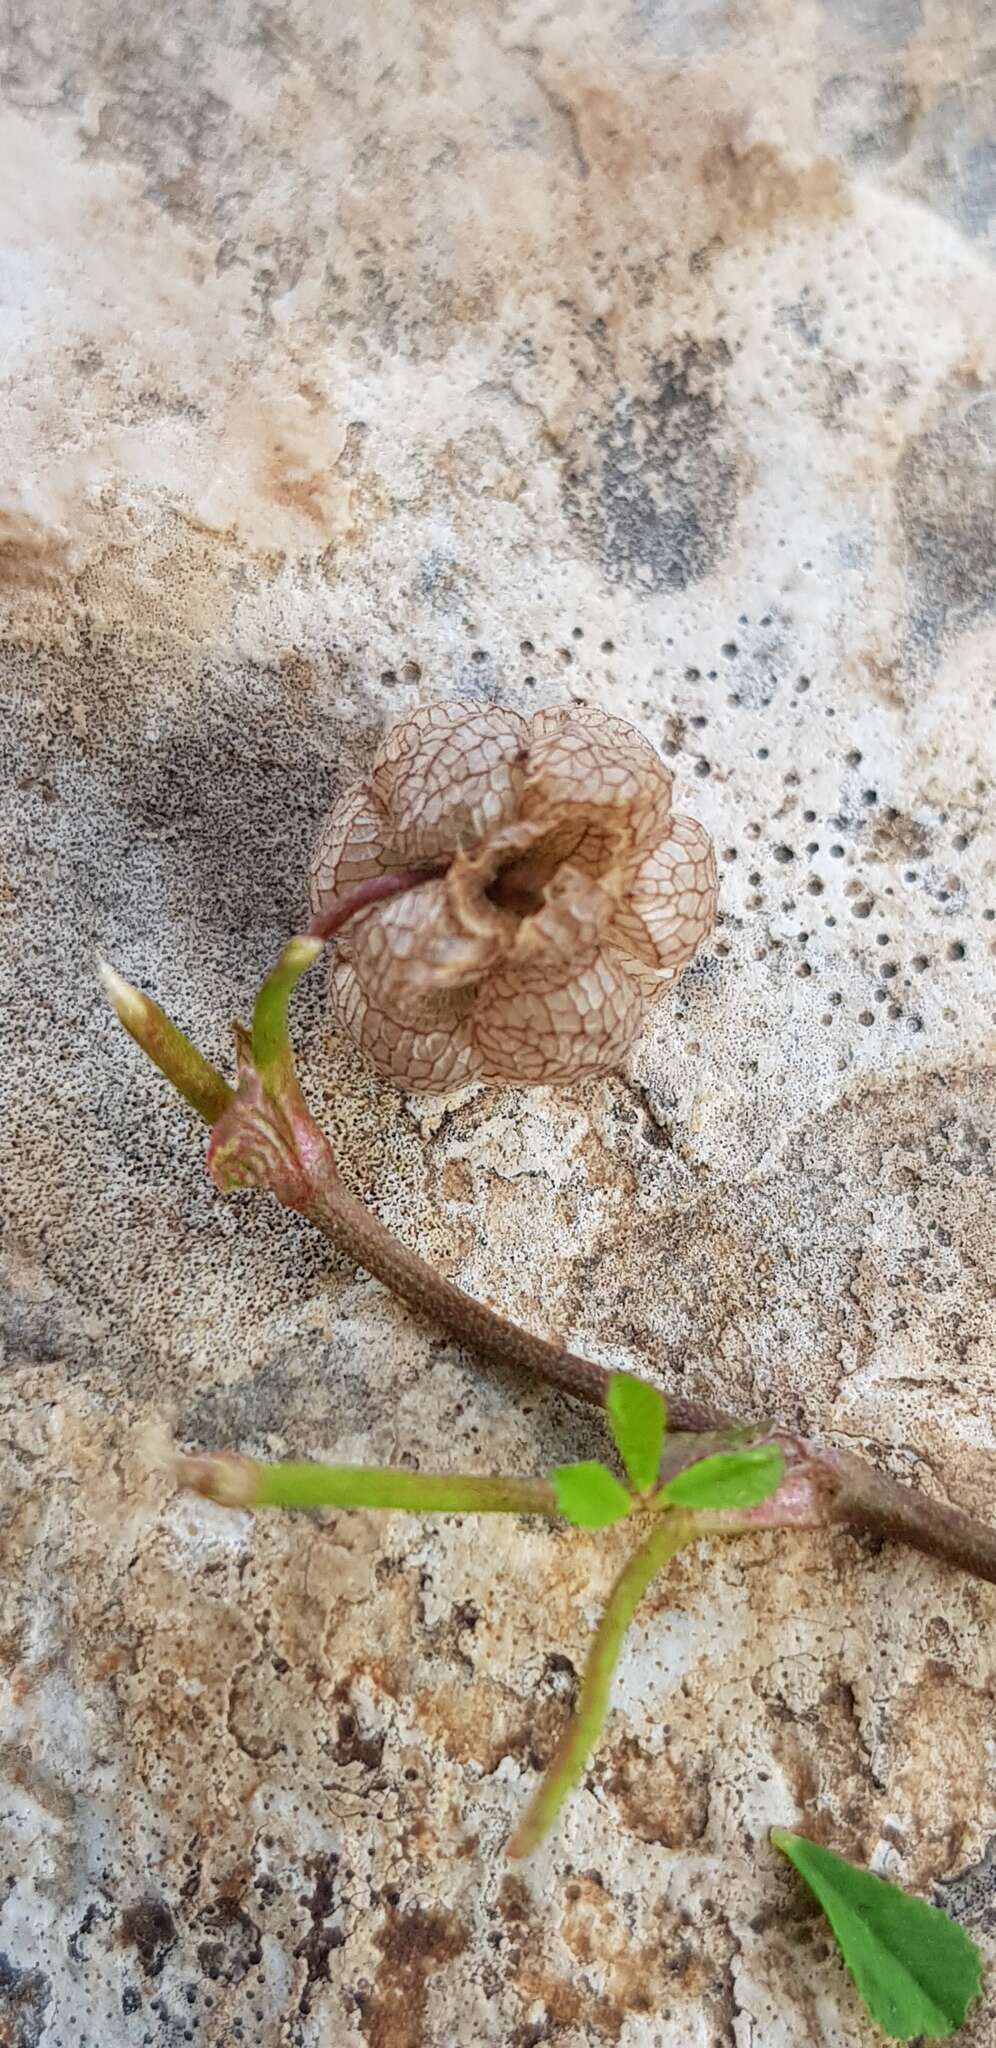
[2,2,996,2042]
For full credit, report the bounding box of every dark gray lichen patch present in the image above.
[118,1897,177,1979]
[816,71,922,167]
[896,392,996,641]
[192,1899,263,1986]
[560,341,742,593]
[935,1834,996,1932]
[0,1954,51,2048]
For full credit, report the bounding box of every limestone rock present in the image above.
[2,2,996,2042]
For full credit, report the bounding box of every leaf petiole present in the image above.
[507,1515,692,1859]
[176,1453,559,1518]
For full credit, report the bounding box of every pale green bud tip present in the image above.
[96,955,148,1023]
[282,935,323,976]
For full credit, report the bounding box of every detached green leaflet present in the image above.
[606,1372,666,1494]
[552,1461,632,1529]
[772,1831,982,2041]
[660,1444,784,1512]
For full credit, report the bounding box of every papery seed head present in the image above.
[310,701,717,1092]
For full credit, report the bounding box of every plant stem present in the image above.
[302,1160,629,1413]
[258,1160,996,1586]
[252,935,322,1092]
[101,874,996,1588]
[175,1452,558,1517]
[306,865,446,944]
[507,1516,692,1859]
[824,1450,996,1585]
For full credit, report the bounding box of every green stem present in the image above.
[251,935,322,1097]
[176,1452,558,1518]
[253,867,445,1097]
[507,1516,691,1859]
[102,891,996,1589]
[97,960,234,1124]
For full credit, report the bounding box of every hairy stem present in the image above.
[507,1517,692,1858]
[101,873,996,1588]
[301,1163,634,1413]
[824,1450,996,1586]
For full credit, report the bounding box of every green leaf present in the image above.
[606,1373,666,1493]
[660,1444,784,1511]
[772,1831,983,2041]
[552,1461,632,1529]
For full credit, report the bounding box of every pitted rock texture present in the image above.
[2,2,996,2044]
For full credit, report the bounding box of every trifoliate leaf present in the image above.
[606,1373,666,1494]
[660,1443,784,1511]
[772,1830,983,2041]
[552,1461,632,1529]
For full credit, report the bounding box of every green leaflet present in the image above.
[606,1372,666,1494]
[660,1444,784,1512]
[552,1461,632,1529]
[772,1831,983,2041]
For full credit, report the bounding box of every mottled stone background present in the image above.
[2,2,996,2043]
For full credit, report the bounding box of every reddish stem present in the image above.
[105,868,996,1587]
[306,864,447,943]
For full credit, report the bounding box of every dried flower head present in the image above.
[310,702,717,1091]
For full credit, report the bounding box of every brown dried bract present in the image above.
[310,703,717,1090]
